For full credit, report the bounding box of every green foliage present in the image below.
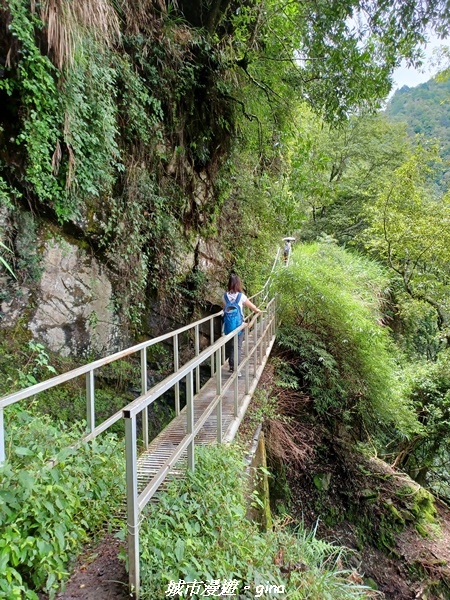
[0,173,19,210]
[139,444,370,599]
[222,0,444,125]
[60,38,122,208]
[99,167,189,326]
[0,407,125,599]
[393,298,442,361]
[397,352,450,496]
[217,152,284,292]
[274,242,418,435]
[14,341,57,388]
[292,111,411,244]
[3,0,64,211]
[115,53,163,146]
[361,144,450,336]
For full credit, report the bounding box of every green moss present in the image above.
[322,504,343,527]
[313,472,332,491]
[410,487,437,520]
[396,485,438,537]
[384,499,405,527]
[364,578,378,590]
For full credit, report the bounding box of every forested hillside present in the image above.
[2,1,450,599]
[385,76,450,190]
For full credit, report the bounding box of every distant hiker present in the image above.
[223,274,262,374]
[283,240,292,264]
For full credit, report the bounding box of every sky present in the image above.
[390,35,447,92]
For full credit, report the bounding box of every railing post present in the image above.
[186,371,195,471]
[125,414,140,598]
[195,324,200,393]
[210,318,215,377]
[221,320,225,367]
[244,326,250,394]
[262,311,268,354]
[257,314,261,363]
[174,334,180,415]
[86,370,95,433]
[0,408,5,466]
[141,348,148,449]
[271,302,274,339]
[253,317,259,376]
[233,334,239,417]
[258,314,262,365]
[215,347,222,443]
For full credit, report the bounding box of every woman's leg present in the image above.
[226,338,234,370]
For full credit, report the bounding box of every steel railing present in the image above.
[0,245,283,465]
[123,296,278,596]
[0,244,283,597]
[0,311,225,464]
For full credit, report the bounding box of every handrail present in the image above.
[0,309,223,464]
[122,311,261,420]
[248,246,281,304]
[0,310,222,410]
[0,245,283,414]
[0,247,281,463]
[124,296,278,595]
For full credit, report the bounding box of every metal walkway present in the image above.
[123,300,277,595]
[0,250,281,598]
[135,332,272,495]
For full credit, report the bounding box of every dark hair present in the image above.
[227,274,242,293]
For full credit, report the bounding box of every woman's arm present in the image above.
[244,298,262,313]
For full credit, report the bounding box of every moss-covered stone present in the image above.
[397,485,438,537]
[384,499,405,527]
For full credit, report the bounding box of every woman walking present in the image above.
[223,274,262,373]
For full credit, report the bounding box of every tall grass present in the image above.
[274,242,417,435]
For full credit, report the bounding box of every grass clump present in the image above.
[273,242,418,436]
[139,444,373,599]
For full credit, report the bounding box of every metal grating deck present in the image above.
[135,353,256,495]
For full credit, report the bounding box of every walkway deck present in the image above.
[136,340,261,495]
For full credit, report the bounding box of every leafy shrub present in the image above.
[4,0,65,213]
[397,351,450,495]
[274,242,417,435]
[139,445,371,599]
[0,407,125,599]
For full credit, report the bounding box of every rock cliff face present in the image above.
[1,215,119,357]
[27,239,119,357]
[0,208,226,358]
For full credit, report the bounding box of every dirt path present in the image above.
[49,535,131,600]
